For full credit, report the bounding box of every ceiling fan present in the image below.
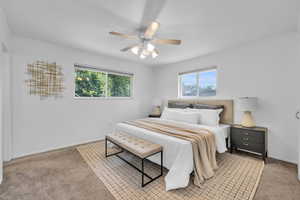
[109,21,181,59]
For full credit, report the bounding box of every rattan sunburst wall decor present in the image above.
[25,60,65,99]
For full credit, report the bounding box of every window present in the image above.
[107,73,131,97]
[75,65,133,98]
[179,67,217,97]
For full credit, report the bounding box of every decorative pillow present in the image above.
[164,107,185,112]
[192,103,224,110]
[185,108,223,126]
[161,108,199,124]
[168,102,192,109]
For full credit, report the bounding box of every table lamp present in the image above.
[151,99,161,116]
[238,97,258,127]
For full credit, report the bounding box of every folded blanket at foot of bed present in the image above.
[124,118,218,187]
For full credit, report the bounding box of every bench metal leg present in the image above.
[161,151,163,176]
[105,138,107,157]
[142,158,144,187]
[141,150,163,187]
[105,138,123,157]
[105,137,163,187]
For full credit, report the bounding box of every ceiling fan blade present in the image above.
[109,31,138,39]
[120,44,139,52]
[153,39,181,45]
[144,21,160,39]
[140,0,167,28]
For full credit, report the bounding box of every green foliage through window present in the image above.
[75,68,132,98]
[108,74,131,97]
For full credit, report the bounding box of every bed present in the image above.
[114,99,233,191]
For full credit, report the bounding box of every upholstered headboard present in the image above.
[168,99,234,124]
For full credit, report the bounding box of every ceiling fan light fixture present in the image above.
[147,43,155,51]
[152,50,158,58]
[109,20,181,60]
[131,46,139,55]
[140,54,146,59]
[141,49,150,56]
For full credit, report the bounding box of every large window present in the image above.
[75,65,133,98]
[179,67,217,97]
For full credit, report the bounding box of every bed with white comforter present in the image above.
[115,118,230,191]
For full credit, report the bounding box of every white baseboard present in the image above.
[12,137,104,160]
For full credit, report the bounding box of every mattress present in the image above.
[114,118,229,191]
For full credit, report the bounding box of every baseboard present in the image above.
[267,155,298,165]
[7,138,104,164]
[228,150,297,166]
[7,139,299,169]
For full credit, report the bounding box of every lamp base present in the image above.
[151,106,161,116]
[241,111,255,128]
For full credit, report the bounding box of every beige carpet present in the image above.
[77,141,264,200]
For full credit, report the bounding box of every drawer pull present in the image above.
[243,143,249,146]
[243,137,249,141]
[244,133,249,135]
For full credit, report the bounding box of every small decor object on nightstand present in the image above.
[149,99,161,118]
[230,124,268,161]
[238,97,258,127]
[150,106,161,115]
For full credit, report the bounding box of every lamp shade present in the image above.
[238,97,258,112]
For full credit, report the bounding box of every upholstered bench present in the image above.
[105,132,163,187]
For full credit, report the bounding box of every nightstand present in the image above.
[148,114,161,118]
[230,124,268,161]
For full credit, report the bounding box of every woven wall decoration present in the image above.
[25,61,65,99]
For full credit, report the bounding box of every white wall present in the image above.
[10,36,154,158]
[0,8,10,49]
[297,18,300,179]
[1,53,11,162]
[0,52,3,183]
[153,32,300,164]
[0,6,11,183]
[297,32,300,181]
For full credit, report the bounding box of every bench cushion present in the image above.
[106,132,162,158]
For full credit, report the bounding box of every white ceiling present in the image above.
[2,0,300,66]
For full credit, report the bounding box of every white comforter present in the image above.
[115,118,228,191]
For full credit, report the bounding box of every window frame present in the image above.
[178,66,217,98]
[74,64,134,100]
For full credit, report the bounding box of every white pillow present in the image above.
[184,108,223,126]
[161,108,199,124]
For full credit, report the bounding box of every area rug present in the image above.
[77,141,264,200]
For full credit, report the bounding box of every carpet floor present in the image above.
[0,143,299,200]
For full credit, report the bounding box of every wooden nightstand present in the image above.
[148,114,161,118]
[230,124,268,161]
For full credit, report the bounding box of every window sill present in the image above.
[178,96,217,99]
[74,97,133,100]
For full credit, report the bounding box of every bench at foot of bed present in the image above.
[105,132,163,187]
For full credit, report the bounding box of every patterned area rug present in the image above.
[77,141,264,200]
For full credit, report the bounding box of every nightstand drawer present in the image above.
[231,128,264,142]
[231,132,263,144]
[235,141,264,153]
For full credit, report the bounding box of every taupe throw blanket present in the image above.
[124,118,218,186]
